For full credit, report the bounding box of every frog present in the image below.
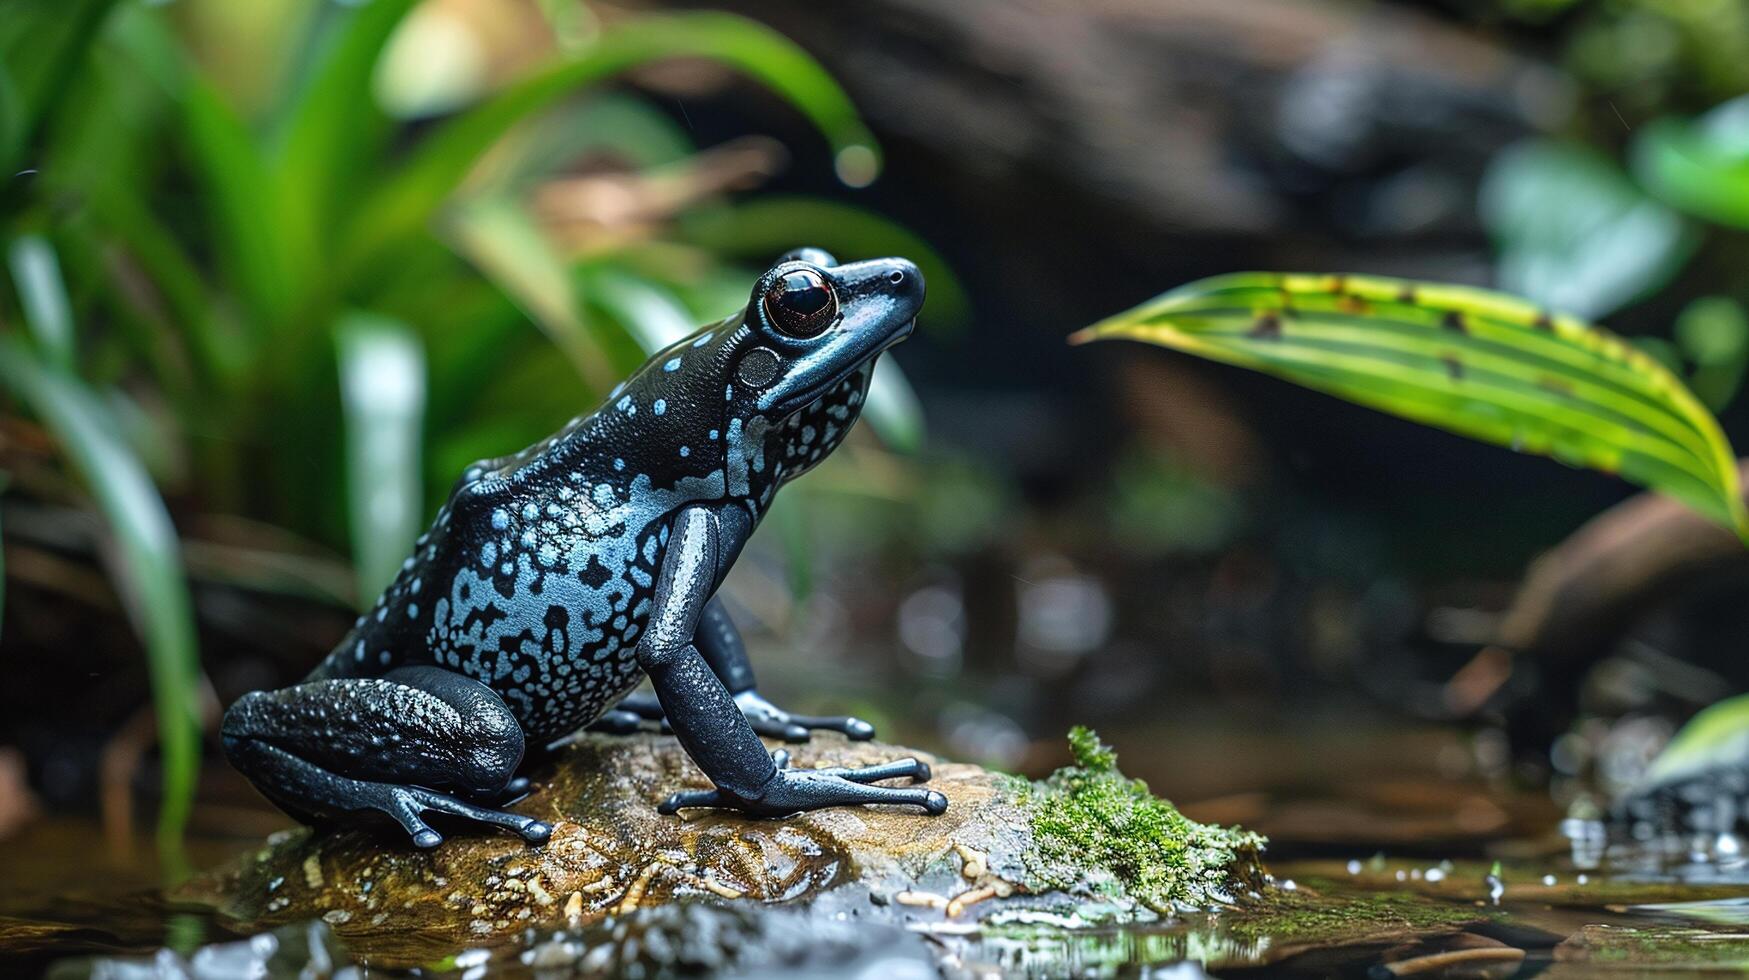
[221,249,945,848]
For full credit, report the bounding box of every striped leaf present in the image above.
[1070,273,1749,542]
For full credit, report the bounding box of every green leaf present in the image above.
[1072,273,1749,541]
[335,312,427,602]
[864,357,925,454]
[0,337,201,864]
[0,0,123,163]
[341,12,878,274]
[583,266,699,353]
[1633,97,1749,230]
[1645,693,1749,786]
[0,62,23,175]
[1481,140,1695,320]
[1676,296,1749,411]
[179,74,294,327]
[271,0,417,278]
[442,196,620,392]
[80,184,235,387]
[8,235,76,370]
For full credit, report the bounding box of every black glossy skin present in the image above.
[221,250,945,848]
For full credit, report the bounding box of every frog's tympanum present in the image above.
[222,250,942,847]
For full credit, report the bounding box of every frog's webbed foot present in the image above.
[226,738,551,848]
[601,691,875,744]
[658,748,943,816]
[222,667,551,848]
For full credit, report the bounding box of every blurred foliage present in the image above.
[0,0,961,854]
[1074,273,1749,541]
[1500,0,1749,114]
[1642,691,1749,787]
[1480,141,1694,322]
[1106,450,1243,558]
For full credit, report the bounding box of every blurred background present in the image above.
[7,0,1749,895]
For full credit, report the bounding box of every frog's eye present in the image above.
[762,269,838,339]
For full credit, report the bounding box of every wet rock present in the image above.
[179,731,1265,964]
[43,920,351,980]
[1556,922,1749,970]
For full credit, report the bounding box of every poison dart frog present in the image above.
[222,249,944,847]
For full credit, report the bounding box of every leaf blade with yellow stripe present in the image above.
[1071,273,1748,541]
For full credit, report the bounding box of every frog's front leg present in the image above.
[221,666,552,848]
[638,508,946,817]
[607,597,875,743]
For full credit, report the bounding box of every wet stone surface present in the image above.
[175,732,1264,968]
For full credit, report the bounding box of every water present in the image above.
[8,725,1749,978]
[11,820,1749,977]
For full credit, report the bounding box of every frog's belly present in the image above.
[428,554,658,742]
[501,652,645,743]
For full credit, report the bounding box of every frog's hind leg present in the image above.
[221,666,551,848]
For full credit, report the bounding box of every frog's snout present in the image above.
[884,258,925,315]
[875,258,924,348]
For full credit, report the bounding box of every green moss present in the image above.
[1018,728,1265,914]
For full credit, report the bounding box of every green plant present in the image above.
[1018,727,1265,913]
[1480,94,1749,413]
[0,0,957,860]
[1073,273,1749,542]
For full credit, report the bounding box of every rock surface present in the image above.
[181,731,1264,962]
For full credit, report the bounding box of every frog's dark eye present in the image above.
[763,269,838,338]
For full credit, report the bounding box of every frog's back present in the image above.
[309,327,741,740]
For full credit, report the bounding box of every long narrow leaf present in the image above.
[81,185,234,387]
[585,266,699,353]
[336,312,427,601]
[443,196,620,392]
[0,337,201,860]
[1645,692,1749,785]
[180,78,292,327]
[270,0,418,281]
[1071,273,1749,541]
[0,0,123,161]
[8,236,76,370]
[341,12,878,274]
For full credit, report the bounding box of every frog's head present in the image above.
[736,248,922,417]
[637,248,912,507]
[584,249,921,510]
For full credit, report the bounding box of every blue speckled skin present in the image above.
[221,251,946,847]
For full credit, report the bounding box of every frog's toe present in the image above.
[794,714,876,741]
[744,715,812,742]
[495,776,533,804]
[658,788,726,815]
[732,691,877,742]
[411,828,444,849]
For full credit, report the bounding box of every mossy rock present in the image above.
[179,730,1264,958]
